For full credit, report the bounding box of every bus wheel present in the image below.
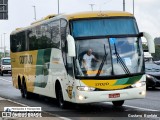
[112,100,124,107]
[21,81,31,99]
[57,87,66,108]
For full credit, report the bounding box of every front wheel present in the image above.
[112,100,124,107]
[57,87,66,108]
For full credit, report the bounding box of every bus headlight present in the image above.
[77,86,95,91]
[131,81,146,88]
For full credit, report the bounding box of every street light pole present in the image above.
[123,0,125,11]
[0,34,2,57]
[57,0,59,14]
[3,33,6,57]
[33,6,36,20]
[89,4,95,11]
[133,0,134,15]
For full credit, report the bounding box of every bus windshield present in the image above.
[75,37,144,77]
[72,18,144,78]
[71,18,138,37]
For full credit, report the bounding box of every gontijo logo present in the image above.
[95,82,109,86]
[19,55,33,64]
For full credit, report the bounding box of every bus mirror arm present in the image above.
[67,35,76,57]
[141,32,155,54]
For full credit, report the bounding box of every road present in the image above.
[0,75,160,120]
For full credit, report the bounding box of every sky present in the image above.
[0,0,160,50]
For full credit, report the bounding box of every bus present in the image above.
[10,11,155,108]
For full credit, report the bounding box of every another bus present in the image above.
[10,11,155,108]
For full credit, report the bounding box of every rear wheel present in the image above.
[112,100,124,107]
[21,80,32,99]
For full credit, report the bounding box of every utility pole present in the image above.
[33,6,36,20]
[133,0,135,15]
[3,33,6,57]
[89,4,95,11]
[123,0,125,11]
[0,34,2,57]
[57,0,59,14]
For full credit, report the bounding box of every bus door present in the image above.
[65,54,75,100]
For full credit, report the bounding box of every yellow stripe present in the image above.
[81,80,130,90]
[66,11,133,20]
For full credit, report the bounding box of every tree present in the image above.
[152,45,160,61]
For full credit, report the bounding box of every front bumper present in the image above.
[1,70,12,74]
[74,86,146,103]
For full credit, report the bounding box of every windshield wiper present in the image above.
[96,45,108,77]
[114,43,131,75]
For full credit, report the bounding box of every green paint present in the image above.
[34,48,52,88]
[114,75,143,86]
[114,78,129,85]
[126,75,142,84]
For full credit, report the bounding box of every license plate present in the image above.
[109,93,120,98]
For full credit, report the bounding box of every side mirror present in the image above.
[66,35,76,57]
[142,32,155,53]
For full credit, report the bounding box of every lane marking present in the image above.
[104,102,159,111]
[0,78,12,83]
[123,104,159,111]
[1,97,72,120]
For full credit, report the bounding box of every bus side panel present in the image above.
[10,51,38,92]
[32,48,68,98]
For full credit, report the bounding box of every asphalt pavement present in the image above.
[0,97,64,120]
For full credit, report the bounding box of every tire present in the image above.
[21,81,32,99]
[1,71,3,76]
[57,87,66,108]
[112,100,124,107]
[152,86,155,89]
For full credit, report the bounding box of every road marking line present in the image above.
[6,98,29,107]
[104,102,159,111]
[123,104,159,111]
[0,78,12,83]
[0,78,72,119]
[2,97,72,120]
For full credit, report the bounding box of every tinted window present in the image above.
[71,18,138,37]
[2,59,11,65]
[10,32,26,52]
[28,20,61,50]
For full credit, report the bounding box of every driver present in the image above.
[82,49,99,70]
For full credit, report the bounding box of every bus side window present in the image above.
[66,55,73,76]
[28,28,38,50]
[10,35,17,52]
[48,20,60,49]
[61,19,68,67]
[11,32,26,52]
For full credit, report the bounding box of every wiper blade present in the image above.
[114,43,131,75]
[96,45,108,77]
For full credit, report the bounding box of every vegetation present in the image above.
[0,52,10,59]
[152,45,160,61]
[143,37,160,61]
[152,37,160,61]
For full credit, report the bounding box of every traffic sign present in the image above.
[0,0,8,20]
